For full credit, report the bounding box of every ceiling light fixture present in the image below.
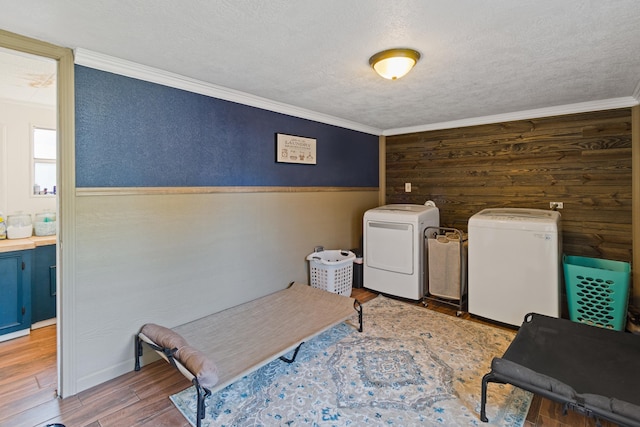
[369,48,421,80]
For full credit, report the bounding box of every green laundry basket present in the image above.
[563,254,631,331]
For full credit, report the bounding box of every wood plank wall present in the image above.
[386,108,633,263]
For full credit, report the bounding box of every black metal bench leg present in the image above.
[354,299,363,332]
[194,379,211,427]
[480,371,494,422]
[279,342,304,363]
[134,335,142,371]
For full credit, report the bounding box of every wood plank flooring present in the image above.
[0,288,618,427]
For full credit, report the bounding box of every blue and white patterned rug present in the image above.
[170,295,532,426]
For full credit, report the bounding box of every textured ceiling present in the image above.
[0,47,56,106]
[1,0,639,134]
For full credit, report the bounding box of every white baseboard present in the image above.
[76,358,138,394]
[31,318,57,329]
[0,328,30,343]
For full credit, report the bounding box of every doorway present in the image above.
[0,45,57,334]
[0,29,74,398]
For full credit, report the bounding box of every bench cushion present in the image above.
[140,323,188,351]
[141,323,219,388]
[177,345,219,388]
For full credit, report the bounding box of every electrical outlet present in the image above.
[405,182,411,192]
[550,202,564,209]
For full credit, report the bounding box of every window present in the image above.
[33,127,56,196]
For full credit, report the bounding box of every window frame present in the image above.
[31,124,57,197]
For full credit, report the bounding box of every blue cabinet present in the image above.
[0,250,32,336]
[32,245,56,323]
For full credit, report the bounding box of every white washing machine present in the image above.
[363,203,439,300]
[468,208,562,326]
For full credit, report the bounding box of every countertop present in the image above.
[0,235,56,253]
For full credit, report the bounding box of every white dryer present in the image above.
[363,204,440,300]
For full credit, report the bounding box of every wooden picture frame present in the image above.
[276,133,316,165]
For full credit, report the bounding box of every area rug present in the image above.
[170,295,532,426]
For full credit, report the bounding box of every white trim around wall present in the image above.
[384,96,640,136]
[75,49,640,139]
[75,186,378,197]
[73,48,382,137]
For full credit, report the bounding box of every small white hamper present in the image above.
[306,250,356,296]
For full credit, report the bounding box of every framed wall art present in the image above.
[276,133,316,165]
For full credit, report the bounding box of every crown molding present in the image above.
[74,48,381,136]
[384,97,640,136]
[74,49,640,138]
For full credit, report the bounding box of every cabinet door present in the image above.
[0,252,29,335]
[32,245,56,323]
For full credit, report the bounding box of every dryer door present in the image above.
[365,220,414,274]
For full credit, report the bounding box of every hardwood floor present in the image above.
[0,324,192,427]
[0,288,618,427]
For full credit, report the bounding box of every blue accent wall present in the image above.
[75,65,379,187]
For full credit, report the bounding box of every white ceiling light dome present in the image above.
[369,48,421,80]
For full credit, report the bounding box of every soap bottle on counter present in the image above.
[0,212,6,239]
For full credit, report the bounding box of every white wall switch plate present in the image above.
[405,182,411,192]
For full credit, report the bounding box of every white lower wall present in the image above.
[71,189,378,392]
